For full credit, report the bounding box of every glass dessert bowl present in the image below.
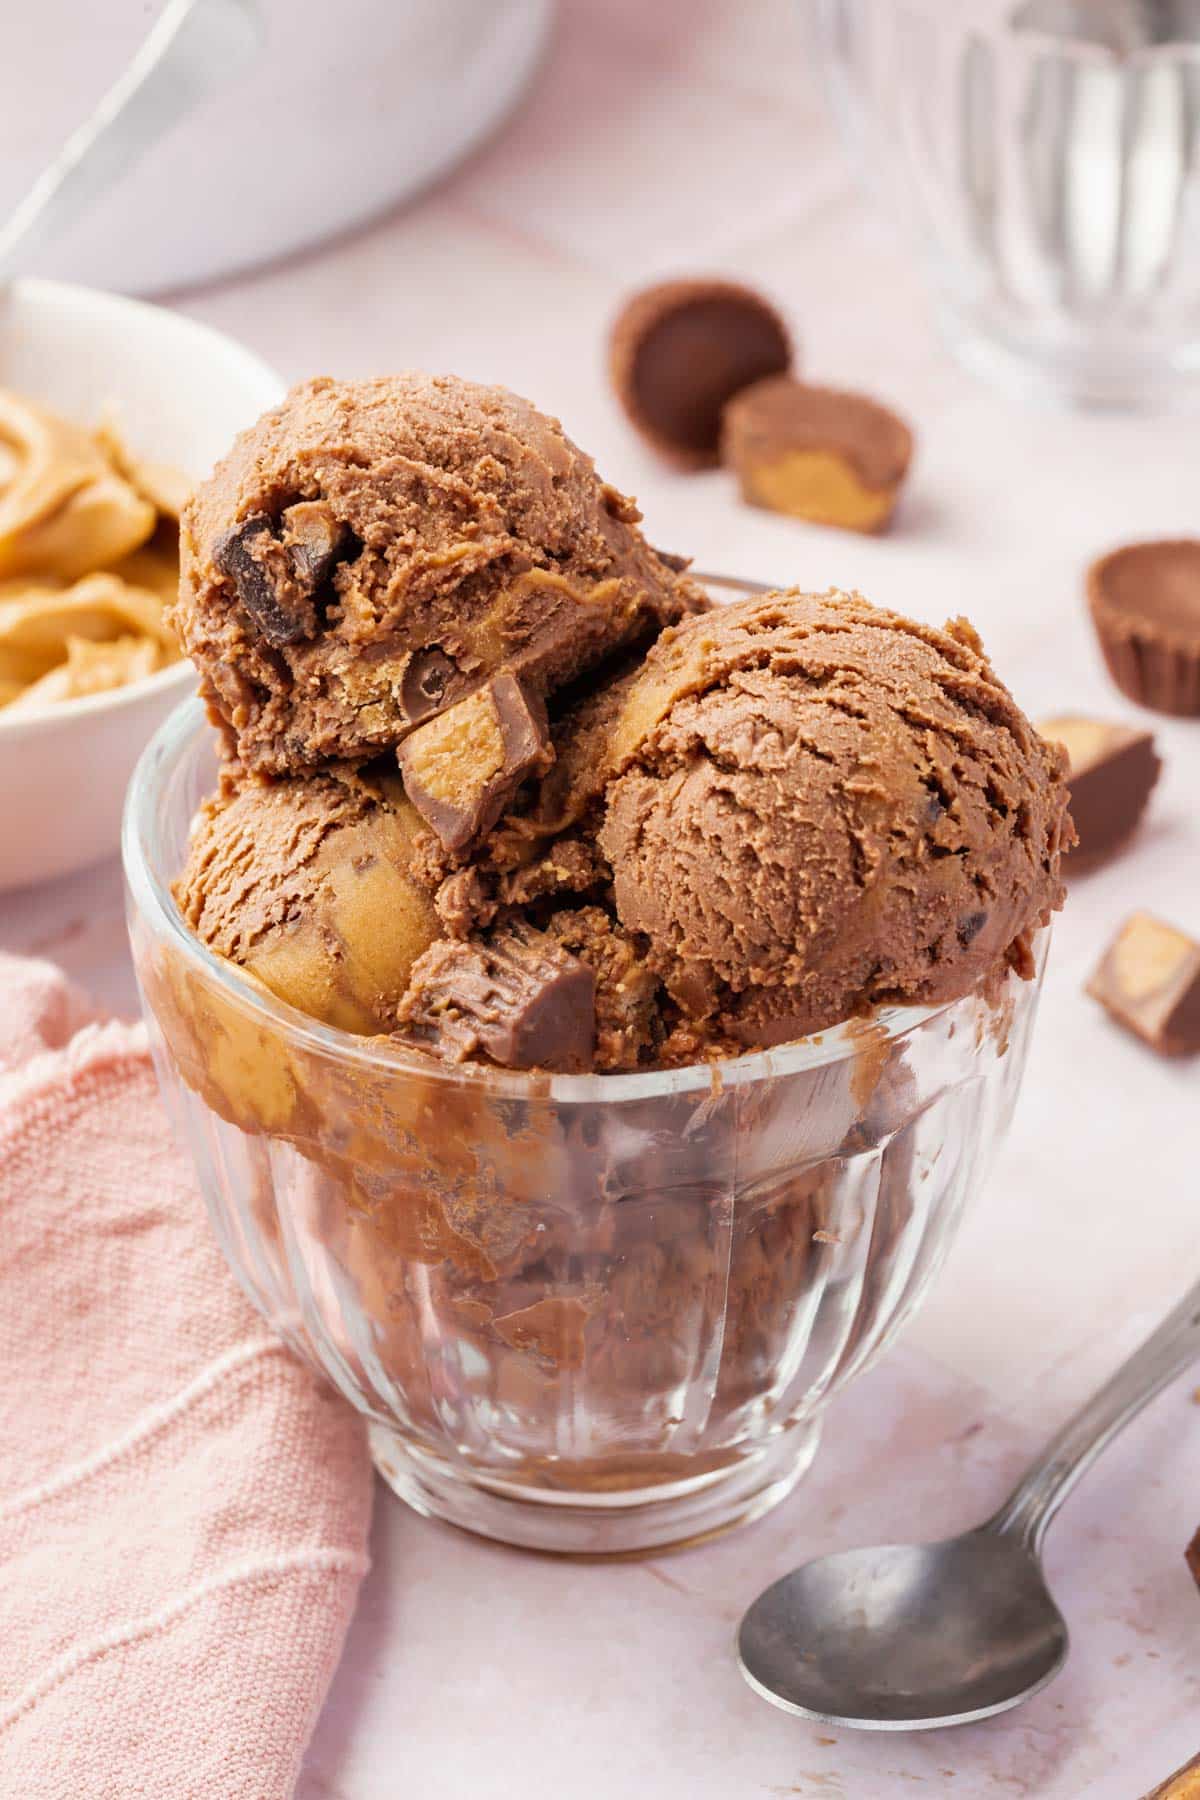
[809,0,1200,408]
[125,699,1049,1555]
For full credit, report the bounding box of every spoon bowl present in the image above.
[738,1530,1068,1730]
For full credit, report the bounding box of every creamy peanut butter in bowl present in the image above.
[0,279,283,892]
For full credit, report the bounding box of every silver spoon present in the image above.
[739,1275,1200,1731]
[0,0,263,283]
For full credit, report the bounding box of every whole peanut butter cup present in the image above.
[609,279,792,468]
[1088,539,1200,716]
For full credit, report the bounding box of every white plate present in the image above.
[0,278,284,892]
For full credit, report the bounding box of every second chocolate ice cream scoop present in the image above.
[174,372,705,777]
[597,590,1074,1044]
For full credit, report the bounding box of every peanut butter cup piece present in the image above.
[721,377,913,534]
[397,673,550,855]
[212,501,356,647]
[1087,911,1200,1056]
[1088,539,1200,716]
[394,920,596,1072]
[610,279,792,468]
[1039,715,1160,871]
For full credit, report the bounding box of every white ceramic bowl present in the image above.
[2,0,553,295]
[0,278,283,893]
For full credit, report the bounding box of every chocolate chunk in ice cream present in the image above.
[212,517,313,647]
[176,374,705,774]
[543,905,664,1072]
[1087,911,1200,1056]
[212,501,356,647]
[1040,715,1160,869]
[395,920,596,1072]
[399,646,470,726]
[397,673,550,854]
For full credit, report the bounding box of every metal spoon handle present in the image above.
[990,1275,1200,1548]
[0,0,263,283]
[690,569,780,595]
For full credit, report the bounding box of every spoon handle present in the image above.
[990,1276,1200,1549]
[0,0,263,283]
[690,570,781,595]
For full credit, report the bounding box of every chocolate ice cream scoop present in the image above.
[596,590,1073,1043]
[174,765,440,1035]
[174,373,705,776]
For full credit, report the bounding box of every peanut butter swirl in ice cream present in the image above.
[0,389,185,712]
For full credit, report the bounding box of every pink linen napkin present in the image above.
[0,953,372,1799]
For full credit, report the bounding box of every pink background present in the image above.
[3,1,1198,1793]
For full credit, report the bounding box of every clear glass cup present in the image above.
[808,0,1200,406]
[123,699,1049,1555]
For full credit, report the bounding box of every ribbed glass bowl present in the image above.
[123,699,1048,1554]
[809,0,1200,406]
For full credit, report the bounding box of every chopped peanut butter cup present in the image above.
[1087,539,1200,716]
[609,279,792,468]
[1039,715,1160,871]
[394,920,596,1073]
[1087,911,1200,1057]
[721,377,913,534]
[397,674,550,856]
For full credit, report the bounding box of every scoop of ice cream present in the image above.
[174,764,440,1035]
[597,589,1073,1043]
[175,373,704,777]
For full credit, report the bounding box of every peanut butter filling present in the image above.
[741,449,899,534]
[0,388,186,712]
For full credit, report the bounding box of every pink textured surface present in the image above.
[0,955,372,1799]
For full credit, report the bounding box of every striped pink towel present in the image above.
[0,954,372,1799]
